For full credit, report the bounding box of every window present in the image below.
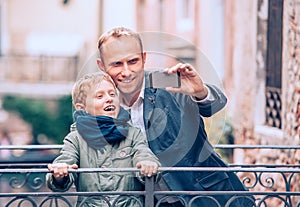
[265,0,284,129]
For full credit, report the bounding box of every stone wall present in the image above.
[282,0,300,142]
[282,2,300,203]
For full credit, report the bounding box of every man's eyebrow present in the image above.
[108,60,121,66]
[129,57,139,61]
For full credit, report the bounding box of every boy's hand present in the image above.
[48,163,78,182]
[136,161,159,177]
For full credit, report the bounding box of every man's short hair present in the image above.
[97,27,143,61]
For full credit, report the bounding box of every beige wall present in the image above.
[0,0,103,88]
[4,0,100,56]
[224,0,258,142]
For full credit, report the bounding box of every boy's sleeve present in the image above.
[130,127,161,167]
[46,173,75,192]
[46,132,79,192]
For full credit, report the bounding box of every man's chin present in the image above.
[117,85,135,95]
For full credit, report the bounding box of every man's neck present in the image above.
[119,90,141,107]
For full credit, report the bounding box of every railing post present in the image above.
[144,176,155,207]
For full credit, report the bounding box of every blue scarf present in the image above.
[73,108,130,151]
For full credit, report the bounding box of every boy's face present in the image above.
[84,79,120,118]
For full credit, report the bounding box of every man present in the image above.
[96,27,254,207]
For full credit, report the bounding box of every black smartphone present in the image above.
[149,71,181,88]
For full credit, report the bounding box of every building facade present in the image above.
[0,0,299,164]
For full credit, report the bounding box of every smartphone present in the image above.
[149,70,181,88]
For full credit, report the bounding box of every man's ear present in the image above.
[142,52,147,64]
[97,58,105,72]
[75,103,85,110]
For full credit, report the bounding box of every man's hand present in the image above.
[164,63,208,100]
[136,160,159,177]
[48,163,78,182]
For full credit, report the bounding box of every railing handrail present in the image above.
[1,166,300,173]
[0,145,63,150]
[2,163,300,168]
[1,190,300,196]
[1,144,300,150]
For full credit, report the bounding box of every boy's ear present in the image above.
[97,58,105,72]
[75,103,85,110]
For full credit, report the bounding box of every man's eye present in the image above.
[97,95,103,98]
[110,93,116,97]
[128,59,138,64]
[113,62,122,67]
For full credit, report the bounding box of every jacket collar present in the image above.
[144,72,157,128]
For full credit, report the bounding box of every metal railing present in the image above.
[0,54,79,83]
[1,145,300,207]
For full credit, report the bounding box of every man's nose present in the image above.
[121,63,130,76]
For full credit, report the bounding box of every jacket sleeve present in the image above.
[46,173,75,192]
[130,127,161,167]
[196,84,227,117]
[129,127,161,183]
[46,132,79,192]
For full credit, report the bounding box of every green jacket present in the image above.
[47,126,160,207]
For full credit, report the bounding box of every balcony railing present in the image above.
[0,54,79,83]
[1,145,300,207]
[0,54,79,97]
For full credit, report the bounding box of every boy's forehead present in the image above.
[92,79,116,91]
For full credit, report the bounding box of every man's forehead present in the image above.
[102,36,141,51]
[102,38,142,61]
[112,52,142,62]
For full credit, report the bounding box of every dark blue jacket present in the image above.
[143,72,254,207]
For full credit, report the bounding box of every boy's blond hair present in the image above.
[72,72,117,107]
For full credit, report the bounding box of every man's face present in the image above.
[84,79,120,118]
[98,36,146,101]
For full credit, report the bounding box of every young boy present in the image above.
[46,72,160,207]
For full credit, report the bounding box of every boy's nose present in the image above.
[105,95,113,102]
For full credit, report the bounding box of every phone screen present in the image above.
[149,71,181,88]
